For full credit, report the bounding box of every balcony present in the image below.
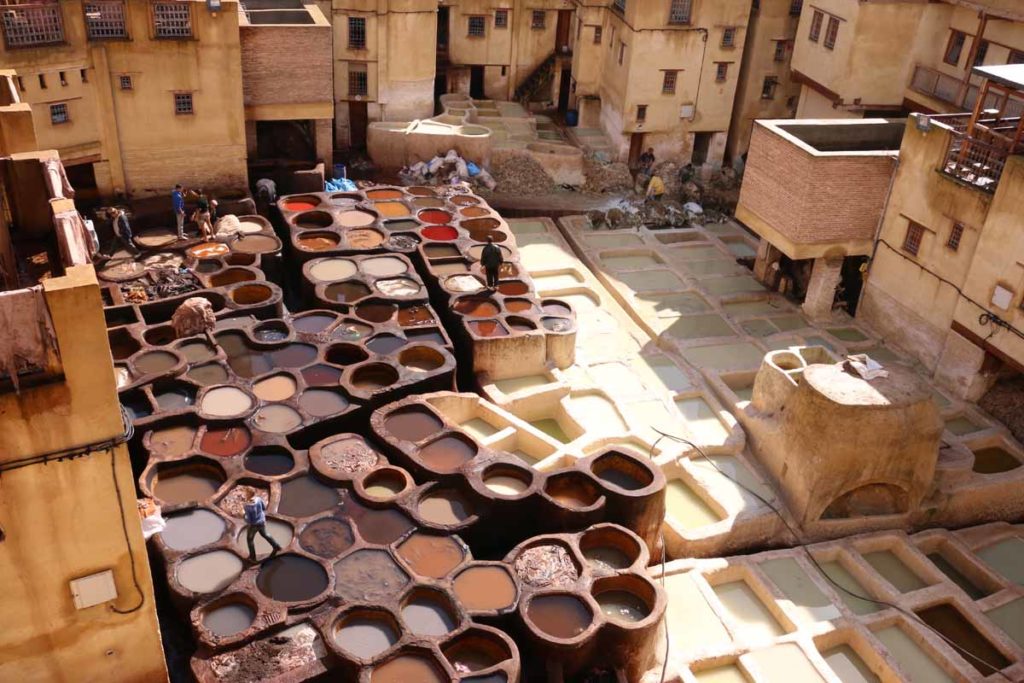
[941,129,1009,192]
[911,65,1024,119]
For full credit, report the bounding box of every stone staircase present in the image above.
[514,52,556,105]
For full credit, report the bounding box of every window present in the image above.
[903,221,925,256]
[637,104,647,122]
[789,0,803,16]
[774,40,788,62]
[613,0,626,14]
[593,26,602,44]
[38,74,47,89]
[973,40,989,66]
[609,26,614,48]
[494,9,508,28]
[1,1,64,48]
[153,2,192,38]
[59,71,67,86]
[809,10,823,42]
[662,70,677,94]
[84,1,127,40]
[947,222,965,251]
[786,94,798,108]
[722,27,736,48]
[174,92,193,115]
[531,10,545,29]
[49,103,69,125]
[501,65,507,76]
[823,16,839,49]
[944,30,965,65]
[348,64,368,96]
[119,74,132,90]
[467,15,485,37]
[348,17,366,49]
[80,68,88,83]
[761,76,778,99]
[16,76,24,91]
[618,41,625,65]
[668,0,692,25]
[1010,50,1024,65]
[715,62,728,82]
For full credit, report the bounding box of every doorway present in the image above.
[434,68,447,114]
[437,6,449,54]
[691,132,712,165]
[256,120,316,161]
[838,255,867,315]
[558,68,571,116]
[555,10,572,53]
[628,133,645,170]
[348,102,369,150]
[470,66,485,99]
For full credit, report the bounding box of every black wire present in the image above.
[652,428,1014,681]
[109,405,145,614]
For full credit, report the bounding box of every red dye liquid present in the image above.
[421,225,458,241]
[285,201,317,212]
[418,209,452,225]
[200,425,252,457]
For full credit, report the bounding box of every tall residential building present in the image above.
[725,0,802,165]
[790,0,1024,120]
[570,0,752,167]
[0,0,249,199]
[0,70,167,681]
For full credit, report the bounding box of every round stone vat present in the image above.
[384,406,445,443]
[543,472,602,511]
[296,231,341,251]
[360,467,414,502]
[398,346,446,373]
[396,532,465,579]
[256,554,329,603]
[230,283,274,305]
[591,574,655,625]
[176,549,243,595]
[452,563,518,613]
[149,458,226,505]
[442,627,514,676]
[326,342,370,366]
[482,464,533,498]
[578,525,642,573]
[400,587,459,637]
[201,594,258,638]
[525,592,595,642]
[294,211,334,229]
[333,608,401,661]
[350,363,400,391]
[282,195,322,212]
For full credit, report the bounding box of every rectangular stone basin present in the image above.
[681,343,765,372]
[759,557,841,625]
[674,398,730,443]
[713,580,785,639]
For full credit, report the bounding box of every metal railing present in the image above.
[910,65,962,106]
[941,130,1008,192]
[153,1,191,38]
[84,1,126,39]
[0,1,63,48]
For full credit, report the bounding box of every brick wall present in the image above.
[738,124,895,246]
[122,144,248,197]
[240,26,333,107]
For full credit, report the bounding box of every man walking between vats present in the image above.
[109,207,140,255]
[244,492,281,563]
[193,190,214,240]
[172,184,187,240]
[481,235,503,290]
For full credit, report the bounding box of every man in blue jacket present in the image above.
[244,492,281,562]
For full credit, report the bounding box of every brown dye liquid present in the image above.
[927,552,989,599]
[178,341,216,362]
[233,235,280,254]
[597,590,650,623]
[420,436,477,472]
[432,262,470,276]
[507,320,535,332]
[269,343,318,368]
[293,314,337,333]
[297,235,340,251]
[299,389,349,417]
[348,229,385,249]
[279,476,340,517]
[460,206,491,217]
[972,447,1021,474]
[366,189,404,200]
[253,374,297,402]
[335,549,411,602]
[915,603,1010,674]
[397,306,435,327]
[187,363,229,386]
[354,508,414,545]
[134,350,179,374]
[332,321,374,339]
[406,329,446,345]
[374,202,410,217]
[418,491,471,525]
[528,595,593,639]
[406,186,436,197]
[450,194,479,206]
[583,546,632,571]
[153,470,222,504]
[505,299,534,313]
[149,425,196,457]
[496,281,528,296]
[595,468,645,491]
[326,282,371,303]
[454,298,500,317]
[352,364,398,390]
[453,566,517,611]
[200,426,252,457]
[384,409,443,441]
[445,640,507,673]
[203,603,255,637]
[424,244,460,259]
[299,517,354,557]
[356,303,397,323]
[253,404,302,433]
[245,450,294,476]
[397,533,465,579]
[256,554,328,602]
[366,334,407,354]
[370,655,446,683]
[468,320,509,337]
[301,364,343,386]
[413,197,446,208]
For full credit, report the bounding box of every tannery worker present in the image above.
[244,492,281,563]
[110,207,139,255]
[193,191,214,240]
[646,174,666,202]
[480,235,503,290]
[172,184,187,240]
[639,147,655,174]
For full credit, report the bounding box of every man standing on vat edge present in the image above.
[172,184,187,240]
[244,491,281,563]
[481,235,503,290]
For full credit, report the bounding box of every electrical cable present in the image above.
[652,428,1014,682]
[109,404,145,615]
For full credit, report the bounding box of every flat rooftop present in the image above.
[764,118,907,154]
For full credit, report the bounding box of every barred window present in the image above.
[721,27,736,48]
[593,25,601,44]
[823,16,839,50]
[1,1,64,48]
[80,68,87,83]
[348,64,367,97]
[636,104,647,122]
[668,0,691,25]
[84,1,127,40]
[715,62,728,82]
[944,31,965,66]
[59,70,66,86]
[789,0,802,16]
[612,0,625,14]
[947,222,965,251]
[1010,50,1024,65]
[153,2,192,39]
[348,16,365,49]
[531,10,545,29]
[174,92,193,115]
[467,15,485,37]
[494,9,507,28]
[761,76,778,99]
[662,70,677,94]
[119,74,132,90]
[903,221,925,256]
[49,102,69,124]
[774,40,787,62]
[973,40,989,67]
[809,10,823,42]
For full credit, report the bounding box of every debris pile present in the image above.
[400,149,497,191]
[171,296,216,338]
[582,154,633,194]
[485,150,556,195]
[120,268,201,304]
